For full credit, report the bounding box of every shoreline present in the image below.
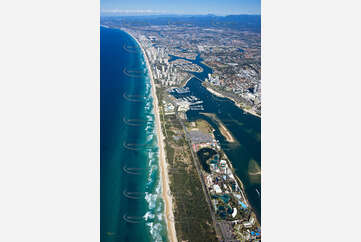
[182,74,194,87]
[202,84,261,222]
[126,30,178,242]
[204,85,261,118]
[223,151,261,225]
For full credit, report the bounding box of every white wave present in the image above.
[146,222,163,242]
[145,82,151,90]
[144,88,151,96]
[145,114,154,121]
[156,201,163,213]
[143,211,155,221]
[145,192,157,210]
[145,126,154,133]
[147,149,156,161]
[146,134,154,143]
[155,180,161,194]
[146,164,158,187]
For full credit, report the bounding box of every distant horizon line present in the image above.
[100,12,261,17]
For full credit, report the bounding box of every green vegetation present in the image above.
[157,89,218,242]
[169,144,218,242]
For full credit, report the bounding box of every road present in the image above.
[173,107,226,241]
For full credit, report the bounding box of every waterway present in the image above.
[169,54,261,221]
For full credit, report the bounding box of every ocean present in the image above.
[100,27,168,242]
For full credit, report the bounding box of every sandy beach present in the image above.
[200,112,235,143]
[205,86,226,98]
[127,30,178,242]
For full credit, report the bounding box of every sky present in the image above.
[100,0,261,16]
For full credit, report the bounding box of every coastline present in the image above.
[204,85,261,118]
[126,30,178,242]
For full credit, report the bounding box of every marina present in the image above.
[166,52,261,221]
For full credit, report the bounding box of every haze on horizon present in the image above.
[100,0,261,16]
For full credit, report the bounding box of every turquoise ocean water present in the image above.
[100,26,168,242]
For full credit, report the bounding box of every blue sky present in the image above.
[101,0,261,15]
